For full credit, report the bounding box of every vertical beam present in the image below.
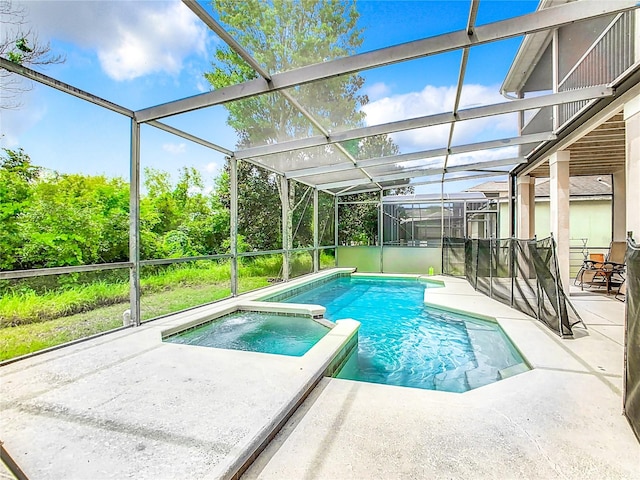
[635,9,640,64]
[549,151,571,291]
[281,176,290,281]
[624,94,640,240]
[463,200,468,238]
[517,175,533,239]
[529,176,536,237]
[334,196,339,247]
[230,156,238,296]
[552,29,560,131]
[129,120,141,326]
[509,172,516,238]
[379,191,384,273]
[612,170,626,241]
[440,181,445,240]
[313,188,319,272]
[517,92,524,134]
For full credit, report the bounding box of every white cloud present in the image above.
[362,84,517,152]
[0,90,47,148]
[20,1,207,81]
[446,146,520,168]
[195,77,210,94]
[162,142,187,155]
[204,162,219,173]
[365,82,391,101]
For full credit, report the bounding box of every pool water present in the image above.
[165,311,330,357]
[278,277,526,392]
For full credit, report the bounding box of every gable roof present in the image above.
[467,175,613,197]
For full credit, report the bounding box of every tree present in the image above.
[140,166,226,259]
[1,0,64,109]
[206,1,394,262]
[215,160,281,251]
[0,154,234,270]
[205,0,366,148]
[0,148,40,269]
[17,173,130,268]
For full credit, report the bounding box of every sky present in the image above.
[0,0,540,195]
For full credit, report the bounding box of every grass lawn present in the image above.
[0,278,273,362]
[0,251,334,362]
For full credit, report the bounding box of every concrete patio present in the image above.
[244,277,639,479]
[1,273,637,479]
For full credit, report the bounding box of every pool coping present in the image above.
[240,276,638,479]
[156,269,504,476]
[147,269,534,474]
[214,318,360,480]
[160,269,528,395]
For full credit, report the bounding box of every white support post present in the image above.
[230,156,238,296]
[281,176,290,281]
[529,177,536,237]
[552,29,559,131]
[517,175,534,239]
[334,196,339,247]
[612,170,626,242]
[313,188,319,273]
[129,119,141,326]
[624,93,640,241]
[549,151,571,291]
[379,190,384,273]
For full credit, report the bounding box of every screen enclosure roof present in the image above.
[2,0,638,196]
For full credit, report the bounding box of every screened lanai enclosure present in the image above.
[1,0,639,356]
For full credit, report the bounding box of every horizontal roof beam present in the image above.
[235,86,610,160]
[135,1,636,122]
[350,171,510,195]
[147,120,233,155]
[449,131,555,155]
[318,177,372,191]
[287,131,553,180]
[448,156,527,173]
[0,57,133,117]
[371,157,525,183]
[403,171,509,190]
[316,156,525,190]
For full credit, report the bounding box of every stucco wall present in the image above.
[498,198,612,246]
[534,199,612,248]
[336,246,442,274]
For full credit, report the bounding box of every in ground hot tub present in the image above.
[160,300,345,359]
[164,310,331,357]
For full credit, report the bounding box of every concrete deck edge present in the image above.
[213,320,360,480]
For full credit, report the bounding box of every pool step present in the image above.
[498,362,530,379]
[465,365,499,390]
[433,361,475,392]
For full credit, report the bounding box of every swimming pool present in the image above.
[165,311,330,357]
[270,276,527,392]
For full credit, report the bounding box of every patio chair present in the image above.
[574,241,626,293]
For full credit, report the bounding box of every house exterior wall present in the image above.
[499,202,510,238]
[533,199,612,248]
[498,198,611,246]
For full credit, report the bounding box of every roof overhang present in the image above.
[513,62,640,178]
[501,0,569,96]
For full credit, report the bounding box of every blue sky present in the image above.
[1,0,539,194]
